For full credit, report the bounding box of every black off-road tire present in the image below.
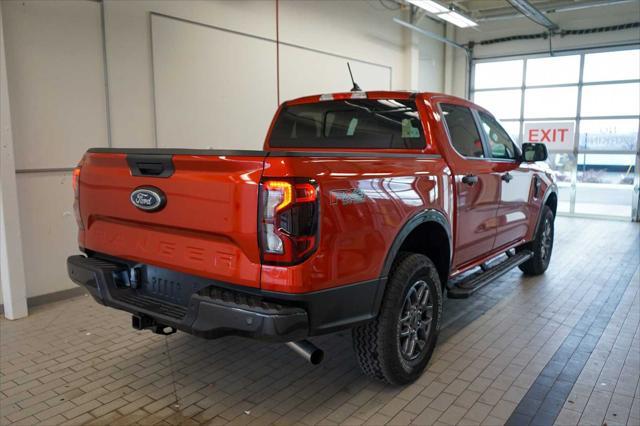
[517,205,554,275]
[352,253,442,385]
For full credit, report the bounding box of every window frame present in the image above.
[475,110,521,162]
[437,102,487,161]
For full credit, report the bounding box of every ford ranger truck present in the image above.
[67,91,557,384]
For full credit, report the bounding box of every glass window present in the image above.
[581,83,640,117]
[556,184,571,214]
[577,153,636,185]
[548,152,575,214]
[575,184,634,217]
[524,86,578,118]
[473,90,522,119]
[440,104,484,158]
[269,99,425,149]
[474,59,523,89]
[525,55,580,86]
[500,121,521,144]
[583,49,640,82]
[548,153,576,185]
[478,112,517,160]
[579,119,639,151]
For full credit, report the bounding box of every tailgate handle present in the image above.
[137,162,164,176]
[127,154,174,178]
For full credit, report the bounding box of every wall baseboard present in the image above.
[0,287,88,316]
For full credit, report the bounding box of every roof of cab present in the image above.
[284,90,477,108]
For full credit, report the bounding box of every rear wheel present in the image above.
[518,205,554,275]
[352,253,442,385]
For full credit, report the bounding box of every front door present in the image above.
[439,103,502,271]
[476,111,532,249]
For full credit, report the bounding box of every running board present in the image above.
[447,250,533,299]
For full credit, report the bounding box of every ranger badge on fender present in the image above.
[330,188,366,205]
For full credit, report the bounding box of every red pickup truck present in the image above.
[67,91,556,384]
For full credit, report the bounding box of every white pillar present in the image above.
[0,2,28,320]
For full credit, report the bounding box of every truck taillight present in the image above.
[72,167,81,194]
[259,179,319,265]
[72,165,84,230]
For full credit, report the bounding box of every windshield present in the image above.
[269,99,425,149]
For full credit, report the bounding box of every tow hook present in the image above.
[131,314,176,336]
[286,340,324,365]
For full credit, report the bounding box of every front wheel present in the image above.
[352,253,442,385]
[518,205,554,275]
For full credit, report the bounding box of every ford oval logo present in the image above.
[130,187,166,212]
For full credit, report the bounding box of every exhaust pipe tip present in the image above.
[307,347,324,365]
[286,340,324,365]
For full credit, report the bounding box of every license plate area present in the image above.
[138,266,208,307]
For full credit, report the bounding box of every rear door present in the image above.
[439,103,501,270]
[475,112,532,250]
[78,150,266,288]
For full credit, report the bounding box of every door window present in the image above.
[478,112,518,160]
[440,104,485,158]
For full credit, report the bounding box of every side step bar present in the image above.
[447,250,533,299]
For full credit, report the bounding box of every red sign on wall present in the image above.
[523,121,575,152]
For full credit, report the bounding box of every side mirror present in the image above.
[521,143,548,162]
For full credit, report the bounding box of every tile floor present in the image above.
[1,217,639,425]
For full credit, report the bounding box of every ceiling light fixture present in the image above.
[407,0,478,28]
[439,11,478,28]
[407,0,449,14]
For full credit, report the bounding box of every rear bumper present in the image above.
[67,254,382,342]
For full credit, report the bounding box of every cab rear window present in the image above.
[269,99,425,149]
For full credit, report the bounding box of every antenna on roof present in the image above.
[347,62,362,92]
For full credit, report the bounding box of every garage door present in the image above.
[471,47,639,221]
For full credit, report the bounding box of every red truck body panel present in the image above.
[78,152,265,288]
[260,153,451,293]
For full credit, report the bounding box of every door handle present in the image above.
[501,172,513,183]
[462,174,478,186]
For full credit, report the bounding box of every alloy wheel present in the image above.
[398,280,433,361]
[540,218,552,261]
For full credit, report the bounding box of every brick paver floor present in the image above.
[1,217,639,425]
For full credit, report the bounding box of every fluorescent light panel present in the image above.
[439,11,477,28]
[407,0,477,28]
[407,0,448,14]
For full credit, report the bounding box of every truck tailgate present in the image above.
[78,150,266,288]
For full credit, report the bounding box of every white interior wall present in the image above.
[2,0,108,300]
[150,13,393,150]
[415,19,446,93]
[104,0,417,150]
[151,14,278,150]
[450,1,640,98]
[102,0,277,150]
[1,0,446,301]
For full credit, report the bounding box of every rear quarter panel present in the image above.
[261,154,452,293]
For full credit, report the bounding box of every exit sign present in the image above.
[524,121,575,152]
